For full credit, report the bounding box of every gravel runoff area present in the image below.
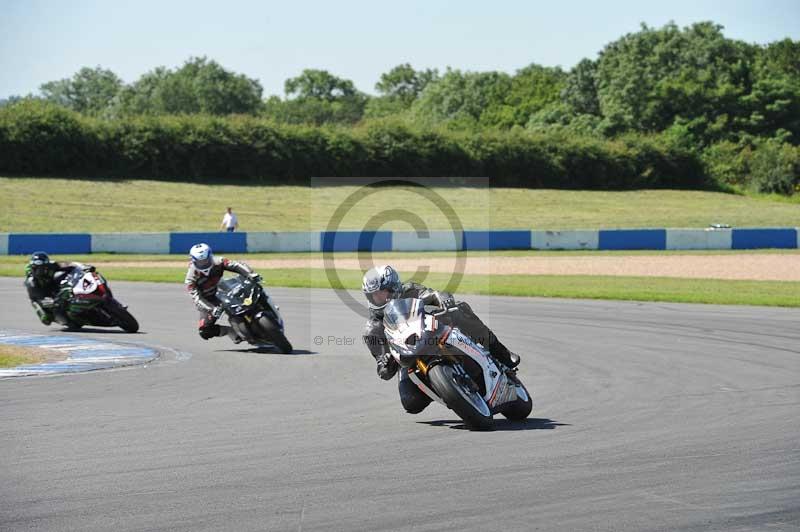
[99,254,800,281]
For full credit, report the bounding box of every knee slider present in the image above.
[199,324,220,339]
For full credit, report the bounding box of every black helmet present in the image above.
[362,265,401,309]
[29,251,51,278]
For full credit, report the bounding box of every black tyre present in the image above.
[428,364,493,430]
[501,379,532,421]
[257,315,293,354]
[107,302,139,333]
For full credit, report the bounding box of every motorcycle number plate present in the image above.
[72,273,99,295]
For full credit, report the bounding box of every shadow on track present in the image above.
[217,347,318,356]
[58,327,143,335]
[417,417,568,431]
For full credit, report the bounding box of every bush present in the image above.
[0,100,709,189]
[749,140,800,194]
[0,99,100,174]
[703,139,800,194]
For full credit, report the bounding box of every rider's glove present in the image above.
[376,353,399,380]
[437,292,456,309]
[210,306,224,320]
[83,264,96,273]
[248,272,262,283]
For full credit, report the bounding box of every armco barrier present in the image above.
[392,231,460,251]
[599,229,666,250]
[247,231,321,252]
[169,232,247,254]
[666,229,732,250]
[92,233,170,254]
[9,233,92,255]
[731,228,797,250]
[0,228,797,254]
[462,230,531,251]
[531,230,598,250]
[320,231,393,252]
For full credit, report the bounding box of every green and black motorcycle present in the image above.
[43,268,139,333]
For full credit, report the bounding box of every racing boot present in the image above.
[220,325,243,344]
[488,333,520,370]
[452,302,520,370]
[31,300,52,325]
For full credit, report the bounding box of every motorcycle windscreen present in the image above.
[383,298,424,333]
[216,276,248,303]
[64,269,84,286]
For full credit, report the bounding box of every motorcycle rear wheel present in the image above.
[257,315,293,354]
[428,364,493,431]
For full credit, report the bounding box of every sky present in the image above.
[1,0,799,99]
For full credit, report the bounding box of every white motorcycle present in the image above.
[383,298,532,430]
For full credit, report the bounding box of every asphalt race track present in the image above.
[1,277,798,532]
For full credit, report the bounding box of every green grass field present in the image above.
[1,248,799,267]
[2,177,800,232]
[3,178,799,308]
[2,259,797,308]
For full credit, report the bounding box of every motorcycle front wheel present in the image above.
[500,379,532,421]
[256,315,293,354]
[428,364,493,431]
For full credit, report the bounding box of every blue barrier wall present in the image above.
[599,229,667,250]
[2,228,797,254]
[8,234,92,255]
[169,232,248,254]
[320,231,393,252]
[731,228,797,249]
[462,230,531,250]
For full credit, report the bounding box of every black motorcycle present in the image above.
[216,274,292,353]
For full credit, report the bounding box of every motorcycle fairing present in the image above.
[442,327,518,408]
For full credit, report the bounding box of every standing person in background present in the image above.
[220,207,239,232]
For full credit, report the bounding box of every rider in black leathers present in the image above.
[24,251,93,325]
[362,265,520,414]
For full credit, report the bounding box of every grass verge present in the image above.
[1,264,797,307]
[3,178,800,232]
[0,345,63,368]
[0,248,798,269]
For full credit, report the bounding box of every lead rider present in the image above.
[362,265,520,414]
[185,243,261,342]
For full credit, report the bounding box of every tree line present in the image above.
[1,21,798,193]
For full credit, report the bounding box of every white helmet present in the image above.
[190,243,214,274]
[362,265,401,309]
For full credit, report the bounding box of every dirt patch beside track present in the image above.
[98,253,800,281]
[0,344,68,366]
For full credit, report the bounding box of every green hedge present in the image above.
[0,100,709,189]
[704,139,800,195]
